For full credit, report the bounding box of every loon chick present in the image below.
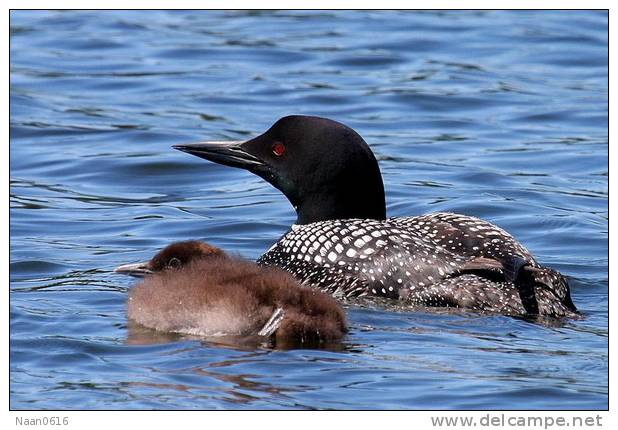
[174,116,577,318]
[115,241,347,344]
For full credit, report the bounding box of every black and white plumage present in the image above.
[175,115,577,318]
[257,214,574,316]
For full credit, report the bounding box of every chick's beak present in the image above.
[114,261,153,277]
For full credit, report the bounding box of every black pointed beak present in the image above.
[114,261,153,277]
[173,141,265,171]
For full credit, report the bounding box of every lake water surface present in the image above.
[10,10,608,410]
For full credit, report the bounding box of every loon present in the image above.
[173,115,577,318]
[115,240,347,344]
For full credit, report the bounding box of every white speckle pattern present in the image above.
[257,213,576,317]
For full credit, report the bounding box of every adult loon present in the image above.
[115,240,347,344]
[174,115,577,318]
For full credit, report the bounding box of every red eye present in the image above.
[272,142,286,156]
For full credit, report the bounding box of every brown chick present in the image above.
[116,241,347,345]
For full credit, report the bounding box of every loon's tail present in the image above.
[523,266,578,314]
[457,255,578,317]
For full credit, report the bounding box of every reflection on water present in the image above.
[10,10,607,409]
[125,320,348,353]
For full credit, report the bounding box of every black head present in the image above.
[115,240,226,277]
[174,115,386,224]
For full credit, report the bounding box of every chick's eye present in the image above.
[168,257,181,269]
[272,142,286,156]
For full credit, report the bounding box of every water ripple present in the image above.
[10,10,607,410]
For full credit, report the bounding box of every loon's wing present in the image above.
[399,274,527,314]
[391,213,536,264]
[257,217,526,300]
[459,255,528,282]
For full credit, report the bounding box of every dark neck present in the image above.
[295,178,386,225]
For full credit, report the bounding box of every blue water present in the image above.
[10,10,607,410]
